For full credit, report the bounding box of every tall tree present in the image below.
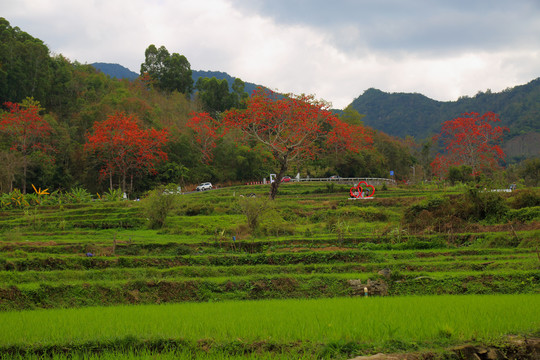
[195,77,248,117]
[231,78,248,108]
[431,112,509,178]
[0,17,53,104]
[223,88,372,199]
[84,112,169,194]
[186,111,221,164]
[0,99,54,193]
[195,77,231,116]
[140,45,193,94]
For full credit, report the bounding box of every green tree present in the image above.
[195,77,231,116]
[231,78,248,108]
[447,165,474,185]
[140,45,193,94]
[0,17,53,104]
[195,77,248,117]
[517,157,540,187]
[340,106,365,126]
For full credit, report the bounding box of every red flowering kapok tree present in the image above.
[326,116,373,158]
[0,101,54,193]
[186,112,221,164]
[84,112,169,194]
[223,88,372,199]
[431,112,508,178]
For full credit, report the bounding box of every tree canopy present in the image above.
[431,112,508,178]
[223,88,373,199]
[140,45,193,94]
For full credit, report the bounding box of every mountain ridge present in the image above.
[91,63,262,96]
[349,78,540,140]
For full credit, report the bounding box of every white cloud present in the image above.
[2,0,540,108]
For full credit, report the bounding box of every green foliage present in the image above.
[0,18,54,104]
[461,187,508,222]
[403,196,447,227]
[101,188,124,202]
[195,76,247,116]
[237,195,270,235]
[68,187,92,203]
[140,44,193,94]
[517,157,540,186]
[447,165,474,185]
[510,188,540,209]
[258,209,295,236]
[0,189,29,209]
[142,185,180,229]
[506,207,540,223]
[349,79,540,144]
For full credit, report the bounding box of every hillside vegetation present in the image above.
[349,79,540,156]
[0,17,417,196]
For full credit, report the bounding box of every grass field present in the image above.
[0,183,538,358]
[1,295,539,358]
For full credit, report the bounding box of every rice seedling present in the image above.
[1,294,538,349]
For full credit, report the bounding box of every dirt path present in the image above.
[349,336,540,360]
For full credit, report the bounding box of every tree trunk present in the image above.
[109,170,113,191]
[121,172,127,196]
[269,159,288,200]
[22,155,28,194]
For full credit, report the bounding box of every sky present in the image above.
[3,0,540,109]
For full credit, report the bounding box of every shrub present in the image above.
[403,196,446,224]
[184,203,214,216]
[506,207,540,222]
[509,188,540,209]
[460,187,508,222]
[68,187,93,203]
[101,188,124,202]
[447,165,474,185]
[237,196,270,235]
[142,185,180,229]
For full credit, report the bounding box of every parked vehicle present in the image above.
[281,176,292,182]
[196,182,213,191]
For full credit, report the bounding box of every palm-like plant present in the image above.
[69,187,92,203]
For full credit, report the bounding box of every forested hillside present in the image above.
[349,79,540,143]
[0,18,415,196]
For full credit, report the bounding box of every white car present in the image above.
[196,182,213,191]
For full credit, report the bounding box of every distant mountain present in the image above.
[91,63,262,95]
[91,63,139,80]
[349,78,540,141]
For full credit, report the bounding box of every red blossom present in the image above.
[0,101,55,193]
[186,112,221,164]
[431,112,509,178]
[84,112,169,191]
[222,88,372,198]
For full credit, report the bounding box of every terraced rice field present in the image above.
[0,184,538,359]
